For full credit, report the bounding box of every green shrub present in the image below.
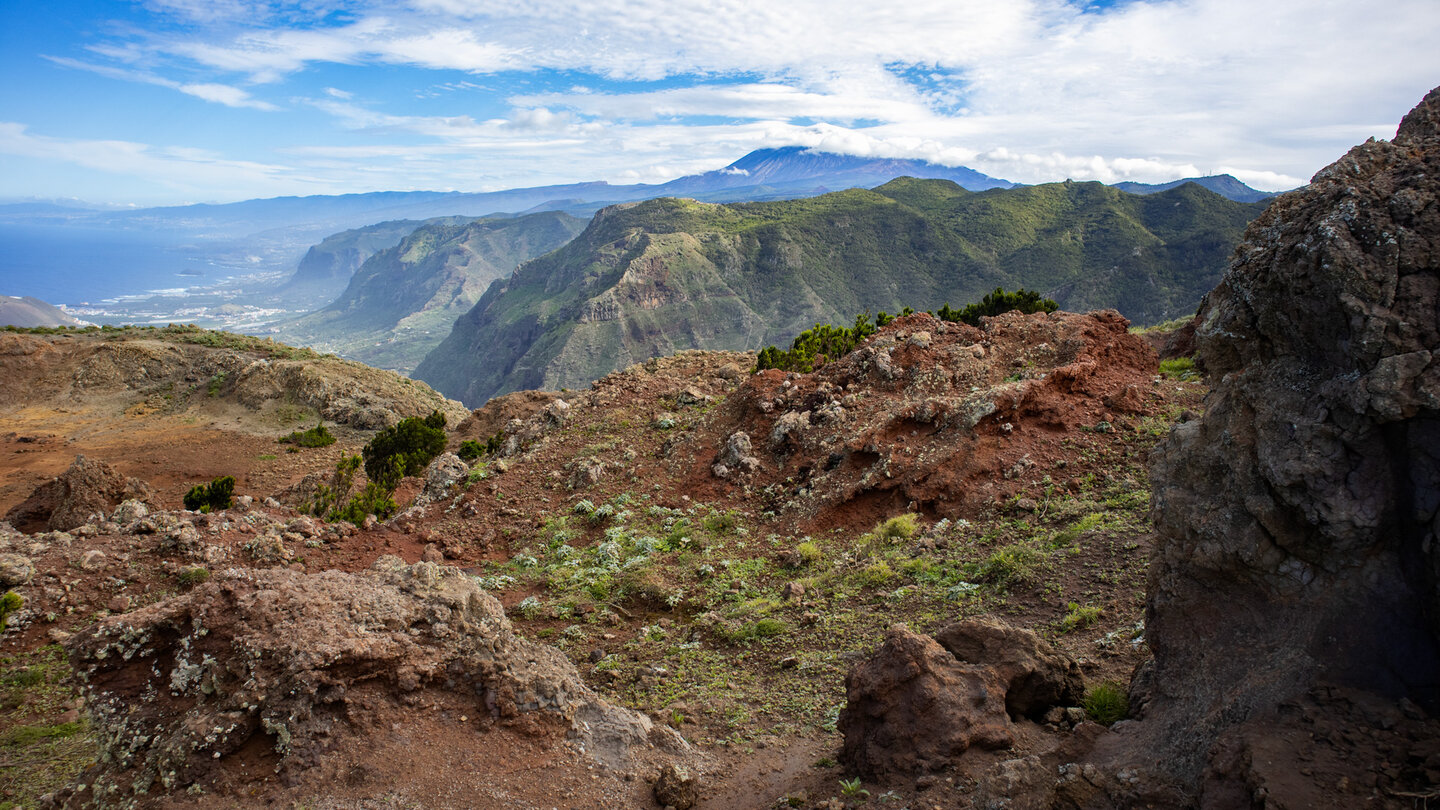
[754,311,883,373]
[937,287,1058,326]
[362,411,447,483]
[176,567,210,589]
[305,455,360,518]
[183,476,234,513]
[795,540,823,566]
[875,513,921,541]
[977,543,1043,590]
[280,423,336,448]
[702,511,738,535]
[457,431,505,461]
[329,482,398,524]
[746,618,788,641]
[1083,682,1130,725]
[857,561,896,588]
[0,591,22,631]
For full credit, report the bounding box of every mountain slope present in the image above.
[1111,175,1280,202]
[277,219,424,307]
[0,295,89,327]
[415,178,1266,406]
[268,211,585,373]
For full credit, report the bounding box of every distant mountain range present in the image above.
[266,212,585,373]
[1111,174,1278,203]
[414,177,1268,406]
[0,295,90,328]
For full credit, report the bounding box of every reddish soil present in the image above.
[1,312,1210,809]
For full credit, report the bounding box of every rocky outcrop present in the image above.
[61,558,685,804]
[4,455,153,533]
[1135,86,1440,800]
[934,618,1084,719]
[839,620,1086,781]
[415,451,469,506]
[838,625,1015,779]
[699,309,1160,521]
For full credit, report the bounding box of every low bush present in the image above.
[362,411,447,484]
[0,591,22,631]
[875,513,921,541]
[329,482,399,524]
[176,567,211,589]
[1059,602,1102,633]
[936,287,1058,326]
[457,431,504,461]
[280,423,336,448]
[977,543,1043,590]
[183,476,234,513]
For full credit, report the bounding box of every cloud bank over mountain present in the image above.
[2,0,1437,204]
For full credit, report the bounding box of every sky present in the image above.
[1,0,1438,206]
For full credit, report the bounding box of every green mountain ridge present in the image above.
[267,211,586,373]
[415,178,1268,407]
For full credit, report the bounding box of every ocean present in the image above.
[0,223,235,305]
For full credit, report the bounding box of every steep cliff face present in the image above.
[417,181,1261,407]
[1140,86,1440,798]
[271,211,585,373]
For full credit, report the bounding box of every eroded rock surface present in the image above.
[60,558,685,805]
[839,625,1013,779]
[701,309,1159,522]
[4,455,154,533]
[935,618,1084,719]
[1134,86,1440,801]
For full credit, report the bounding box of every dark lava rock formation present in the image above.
[4,455,154,533]
[1136,86,1440,803]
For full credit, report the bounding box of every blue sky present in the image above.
[2,0,1438,206]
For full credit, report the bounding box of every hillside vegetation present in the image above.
[417,177,1265,406]
[269,211,586,373]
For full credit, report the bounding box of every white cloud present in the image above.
[44,56,278,110]
[177,82,279,110]
[23,0,1440,200]
[0,122,310,197]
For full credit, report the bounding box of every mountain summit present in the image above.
[657,147,1014,195]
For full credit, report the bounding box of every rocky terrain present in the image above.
[2,88,1436,810]
[0,324,466,518]
[0,302,1198,808]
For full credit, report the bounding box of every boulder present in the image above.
[4,455,153,533]
[934,618,1084,718]
[415,451,469,505]
[653,762,698,809]
[838,625,1012,779]
[0,553,34,588]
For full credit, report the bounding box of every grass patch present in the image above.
[1158,357,1199,381]
[976,543,1043,590]
[1058,602,1102,633]
[1083,682,1130,725]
